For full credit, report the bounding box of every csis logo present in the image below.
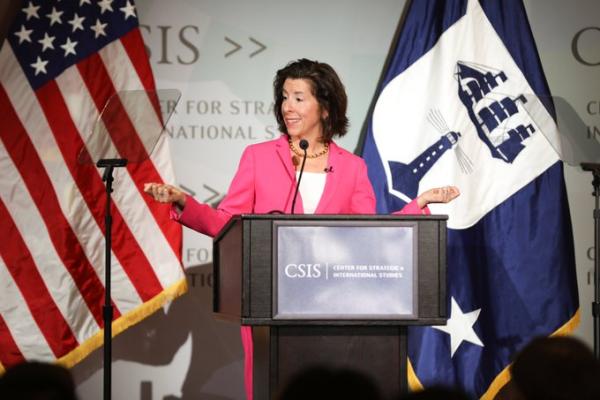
[284,263,322,279]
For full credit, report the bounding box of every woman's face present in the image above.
[281,78,327,141]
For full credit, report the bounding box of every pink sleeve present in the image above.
[169,146,256,237]
[351,158,377,214]
[394,198,430,215]
[170,196,231,237]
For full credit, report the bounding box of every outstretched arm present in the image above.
[143,146,257,237]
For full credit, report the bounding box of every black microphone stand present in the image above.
[582,162,600,359]
[97,158,128,400]
[291,139,309,214]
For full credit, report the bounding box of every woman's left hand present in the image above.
[417,186,460,208]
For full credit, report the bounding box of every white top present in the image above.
[296,171,327,214]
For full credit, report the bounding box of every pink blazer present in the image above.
[174,135,425,237]
[172,135,427,400]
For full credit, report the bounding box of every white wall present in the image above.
[525,0,599,351]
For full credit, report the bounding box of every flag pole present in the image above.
[97,158,128,400]
[581,162,600,359]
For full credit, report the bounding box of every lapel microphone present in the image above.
[291,139,309,214]
[324,166,334,173]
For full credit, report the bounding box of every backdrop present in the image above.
[1,0,591,399]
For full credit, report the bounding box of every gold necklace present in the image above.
[288,138,329,159]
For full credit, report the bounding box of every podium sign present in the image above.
[274,221,417,319]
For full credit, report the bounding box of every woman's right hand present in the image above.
[143,183,186,208]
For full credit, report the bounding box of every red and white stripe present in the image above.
[0,28,185,369]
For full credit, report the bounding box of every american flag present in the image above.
[0,0,186,371]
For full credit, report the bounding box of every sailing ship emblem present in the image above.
[388,61,536,199]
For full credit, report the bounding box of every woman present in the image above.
[145,59,459,399]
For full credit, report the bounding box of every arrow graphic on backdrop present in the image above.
[248,37,266,57]
[202,184,222,204]
[179,184,223,206]
[224,36,267,57]
[179,184,196,197]
[224,37,241,57]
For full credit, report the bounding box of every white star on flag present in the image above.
[60,37,78,56]
[30,56,48,75]
[97,0,114,14]
[433,297,484,357]
[90,19,108,38]
[14,25,33,44]
[120,1,136,20]
[22,2,40,21]
[68,13,85,33]
[46,7,64,26]
[38,33,55,52]
[0,0,186,377]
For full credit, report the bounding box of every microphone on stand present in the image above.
[291,139,309,214]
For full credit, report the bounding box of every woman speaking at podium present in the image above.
[144,59,459,399]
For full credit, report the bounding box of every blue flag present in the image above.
[360,0,579,397]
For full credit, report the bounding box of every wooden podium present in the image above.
[213,215,447,399]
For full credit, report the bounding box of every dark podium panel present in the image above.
[213,215,447,399]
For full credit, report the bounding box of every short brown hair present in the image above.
[273,59,349,142]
